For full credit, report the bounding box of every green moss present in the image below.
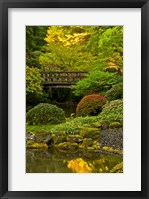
[110,162,123,173]
[53,136,66,144]
[80,127,100,139]
[102,146,123,155]
[93,141,101,150]
[55,142,78,150]
[66,135,83,143]
[91,121,101,128]
[26,141,48,149]
[109,121,122,129]
[81,138,93,148]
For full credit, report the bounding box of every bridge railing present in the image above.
[42,72,88,85]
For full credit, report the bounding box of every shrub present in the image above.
[26,103,65,125]
[105,82,123,101]
[76,94,107,117]
[98,99,123,123]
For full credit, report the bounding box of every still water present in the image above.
[26,148,122,173]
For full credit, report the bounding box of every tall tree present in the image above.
[26,26,48,68]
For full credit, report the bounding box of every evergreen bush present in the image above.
[26,103,65,125]
[105,82,123,101]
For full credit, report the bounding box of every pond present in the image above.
[26,148,123,173]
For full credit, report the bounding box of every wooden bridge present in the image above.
[42,71,87,88]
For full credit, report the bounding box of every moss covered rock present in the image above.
[66,135,83,143]
[81,138,93,148]
[26,141,48,149]
[91,121,101,128]
[35,130,50,143]
[102,146,123,155]
[109,121,122,129]
[53,136,66,144]
[56,142,78,150]
[80,127,100,139]
[92,141,101,150]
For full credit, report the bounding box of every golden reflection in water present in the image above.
[67,158,93,173]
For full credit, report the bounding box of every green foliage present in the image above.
[26,26,48,68]
[76,94,107,117]
[26,103,65,125]
[72,70,122,97]
[105,82,123,101]
[40,26,97,72]
[98,99,123,123]
[26,66,43,95]
[98,26,123,71]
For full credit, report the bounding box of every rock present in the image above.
[109,122,122,129]
[43,135,53,145]
[70,113,75,117]
[26,141,48,149]
[66,135,83,143]
[54,131,66,137]
[36,130,51,143]
[56,142,78,150]
[53,136,66,144]
[80,127,100,139]
[100,120,109,130]
[101,123,109,130]
[81,138,93,148]
[92,141,101,150]
[26,132,36,141]
[91,122,101,128]
[102,146,123,155]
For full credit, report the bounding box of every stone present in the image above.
[26,141,48,149]
[80,127,100,139]
[26,132,36,141]
[36,130,50,143]
[91,122,101,128]
[66,135,83,143]
[56,142,78,150]
[92,141,101,150]
[81,138,93,148]
[109,122,122,129]
[53,135,66,144]
[43,135,53,145]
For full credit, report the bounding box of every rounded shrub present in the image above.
[26,103,65,125]
[105,82,123,101]
[98,99,123,123]
[76,94,107,117]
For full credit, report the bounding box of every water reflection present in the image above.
[26,148,123,173]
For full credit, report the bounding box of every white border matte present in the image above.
[8,8,141,191]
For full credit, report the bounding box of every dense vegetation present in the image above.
[26,26,123,173]
[26,26,123,104]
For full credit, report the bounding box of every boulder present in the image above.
[26,141,48,149]
[81,138,93,148]
[26,132,36,141]
[56,142,78,150]
[80,127,100,139]
[66,135,83,143]
[91,122,101,128]
[109,121,122,129]
[53,136,66,144]
[36,130,51,143]
[43,135,53,145]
